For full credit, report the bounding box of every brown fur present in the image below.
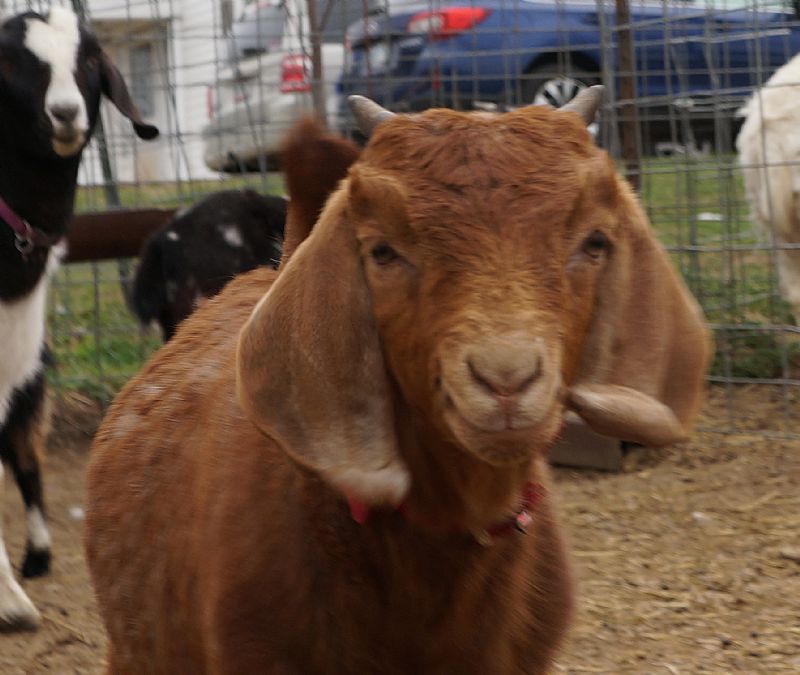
[278,118,360,265]
[85,106,712,674]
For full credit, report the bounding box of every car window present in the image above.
[228,0,287,61]
[319,0,383,43]
[228,0,389,61]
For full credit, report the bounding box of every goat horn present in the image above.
[348,95,395,137]
[559,85,605,125]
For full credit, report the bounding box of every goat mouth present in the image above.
[443,403,554,466]
[52,131,85,157]
[444,393,563,466]
[453,406,537,434]
[442,385,552,433]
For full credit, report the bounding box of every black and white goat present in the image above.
[0,6,157,631]
[131,189,286,341]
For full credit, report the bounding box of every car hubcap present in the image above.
[532,76,587,108]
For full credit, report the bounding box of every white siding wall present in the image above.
[78,0,242,184]
[0,0,243,184]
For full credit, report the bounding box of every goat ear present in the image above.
[98,51,159,140]
[236,187,410,507]
[568,185,712,447]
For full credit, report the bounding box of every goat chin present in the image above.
[52,134,85,157]
[444,404,565,467]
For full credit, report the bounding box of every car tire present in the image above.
[520,64,600,109]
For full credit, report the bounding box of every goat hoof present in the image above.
[21,548,51,579]
[0,580,40,632]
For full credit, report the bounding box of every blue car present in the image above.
[340,0,800,135]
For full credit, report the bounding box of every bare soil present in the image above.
[0,394,106,675]
[1,387,798,674]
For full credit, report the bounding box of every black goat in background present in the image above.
[131,189,286,341]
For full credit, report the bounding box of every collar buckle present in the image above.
[514,510,534,534]
[14,229,35,257]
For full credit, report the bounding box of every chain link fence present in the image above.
[5,0,797,434]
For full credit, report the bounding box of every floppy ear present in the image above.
[568,183,713,447]
[99,50,159,140]
[236,185,410,506]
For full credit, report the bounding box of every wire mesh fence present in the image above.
[4,0,797,435]
[594,0,800,437]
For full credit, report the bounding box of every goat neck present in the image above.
[390,402,548,540]
[0,149,80,301]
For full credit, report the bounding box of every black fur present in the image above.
[132,189,286,340]
[0,13,104,300]
[0,357,49,578]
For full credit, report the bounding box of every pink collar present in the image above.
[0,196,62,258]
[346,481,544,547]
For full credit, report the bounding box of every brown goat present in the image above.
[278,117,360,265]
[84,90,711,674]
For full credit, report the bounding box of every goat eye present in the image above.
[582,230,609,259]
[370,243,399,266]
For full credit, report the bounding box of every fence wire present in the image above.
[4,0,798,435]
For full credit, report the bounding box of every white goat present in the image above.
[737,53,800,321]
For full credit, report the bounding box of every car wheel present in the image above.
[520,65,599,108]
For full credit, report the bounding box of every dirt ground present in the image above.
[0,386,798,674]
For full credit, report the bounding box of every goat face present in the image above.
[0,7,157,159]
[238,98,711,507]
[347,117,620,467]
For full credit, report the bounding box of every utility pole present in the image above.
[306,0,327,128]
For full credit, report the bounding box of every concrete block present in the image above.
[549,413,623,471]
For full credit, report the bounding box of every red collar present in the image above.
[344,421,564,545]
[0,196,62,258]
[345,481,544,547]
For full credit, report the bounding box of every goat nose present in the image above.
[50,104,79,124]
[467,339,544,398]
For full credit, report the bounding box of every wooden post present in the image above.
[306,0,327,128]
[614,0,640,191]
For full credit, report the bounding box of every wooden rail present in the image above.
[65,207,176,263]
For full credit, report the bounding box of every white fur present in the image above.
[166,230,180,242]
[737,53,800,321]
[0,251,58,426]
[0,464,40,629]
[220,224,244,248]
[0,245,59,629]
[24,8,87,149]
[25,506,50,552]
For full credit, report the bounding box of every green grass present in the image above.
[74,173,285,212]
[48,260,163,400]
[640,154,800,379]
[46,158,800,401]
[47,173,286,401]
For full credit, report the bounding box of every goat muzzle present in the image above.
[52,128,86,157]
[437,333,563,462]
